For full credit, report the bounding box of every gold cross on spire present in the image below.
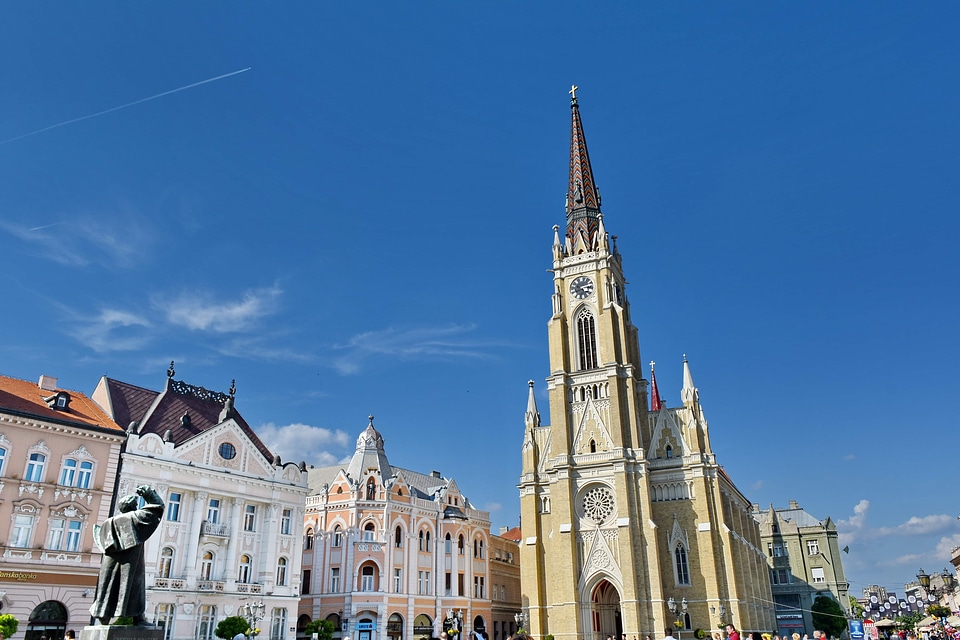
[569,84,579,101]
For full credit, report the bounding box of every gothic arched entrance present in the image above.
[590,579,622,640]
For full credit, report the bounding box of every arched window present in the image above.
[445,533,452,554]
[201,551,214,580]
[332,525,343,547]
[395,526,403,548]
[366,478,376,500]
[458,535,464,555]
[304,527,314,550]
[425,531,431,551]
[576,308,598,370]
[26,452,46,482]
[590,439,597,453]
[363,522,375,542]
[666,444,673,459]
[675,544,690,585]
[276,557,288,586]
[155,603,175,640]
[78,460,94,488]
[0,446,6,475]
[59,459,77,486]
[360,565,374,591]
[418,530,425,551]
[238,554,251,583]
[159,547,174,578]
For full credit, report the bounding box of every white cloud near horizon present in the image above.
[330,324,500,375]
[157,286,282,332]
[254,421,351,468]
[837,500,958,546]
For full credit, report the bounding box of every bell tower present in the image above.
[519,89,776,640]
[520,86,661,640]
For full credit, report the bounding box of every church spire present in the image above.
[681,354,700,408]
[566,85,602,251]
[649,361,663,412]
[525,380,541,430]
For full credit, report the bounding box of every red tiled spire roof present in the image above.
[566,85,602,244]
[649,361,663,412]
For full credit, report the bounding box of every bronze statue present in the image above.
[90,485,165,626]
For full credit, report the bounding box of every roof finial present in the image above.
[368,414,375,427]
[167,361,175,378]
[229,379,236,398]
[569,84,579,104]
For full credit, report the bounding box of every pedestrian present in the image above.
[726,625,741,640]
[665,629,676,640]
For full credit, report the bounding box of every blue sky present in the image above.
[2,4,959,596]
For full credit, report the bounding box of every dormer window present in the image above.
[44,392,71,411]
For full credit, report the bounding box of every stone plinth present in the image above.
[81,626,164,640]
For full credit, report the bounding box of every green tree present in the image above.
[0,614,19,638]
[811,595,847,639]
[926,605,951,620]
[895,612,924,632]
[303,619,336,640]
[849,597,865,620]
[215,616,251,640]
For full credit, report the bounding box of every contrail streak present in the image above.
[0,67,252,146]
[28,223,61,231]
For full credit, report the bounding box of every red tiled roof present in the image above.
[0,374,124,432]
[499,526,522,541]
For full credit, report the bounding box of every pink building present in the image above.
[0,373,126,640]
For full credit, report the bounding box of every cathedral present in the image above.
[518,89,775,640]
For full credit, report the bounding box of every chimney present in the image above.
[38,375,58,391]
[430,470,441,478]
[500,526,509,535]
[789,500,799,509]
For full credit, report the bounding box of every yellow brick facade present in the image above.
[518,95,774,640]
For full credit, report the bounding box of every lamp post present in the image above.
[668,597,688,640]
[710,605,726,624]
[917,568,956,639]
[242,601,265,638]
[514,612,526,636]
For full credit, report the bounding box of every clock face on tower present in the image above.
[570,276,594,300]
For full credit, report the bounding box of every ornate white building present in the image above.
[300,418,492,640]
[92,363,309,640]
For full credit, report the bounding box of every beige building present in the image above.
[0,373,126,640]
[518,92,774,640]
[753,501,850,637]
[489,528,521,640]
[300,419,493,640]
[92,364,309,640]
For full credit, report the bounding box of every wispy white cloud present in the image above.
[330,324,499,375]
[484,502,503,513]
[0,211,154,269]
[214,336,316,364]
[254,421,351,467]
[156,286,282,332]
[876,515,956,538]
[844,453,856,461]
[884,553,924,566]
[72,308,152,352]
[838,499,870,532]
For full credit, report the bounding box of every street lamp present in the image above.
[667,597,688,640]
[916,568,956,638]
[242,601,265,637]
[710,604,726,621]
[514,612,526,635]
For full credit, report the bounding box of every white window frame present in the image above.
[244,504,257,532]
[25,452,45,483]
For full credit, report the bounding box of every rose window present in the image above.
[582,486,615,524]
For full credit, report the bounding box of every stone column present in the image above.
[184,491,207,581]
[223,497,244,583]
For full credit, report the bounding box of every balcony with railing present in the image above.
[236,582,264,594]
[201,521,230,537]
[153,577,187,590]
[198,580,226,591]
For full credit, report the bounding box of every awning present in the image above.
[873,620,897,628]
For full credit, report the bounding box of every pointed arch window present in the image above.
[304,527,314,550]
[674,543,690,585]
[159,547,175,578]
[576,308,598,370]
[395,526,403,548]
[665,444,673,459]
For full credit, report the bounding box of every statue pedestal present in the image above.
[81,626,164,640]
